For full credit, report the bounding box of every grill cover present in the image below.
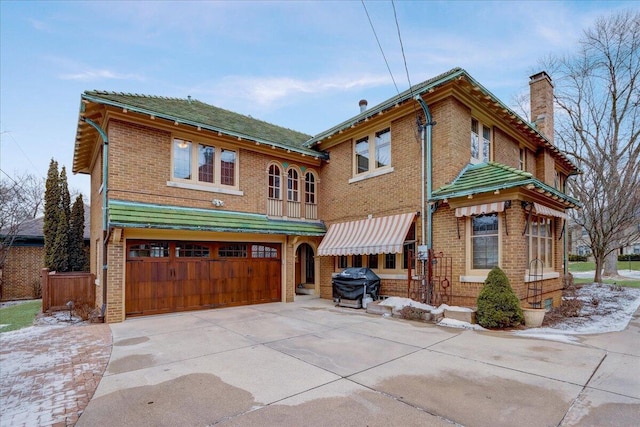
[332,268,381,300]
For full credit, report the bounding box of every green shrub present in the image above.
[618,254,640,262]
[476,266,524,329]
[569,254,588,262]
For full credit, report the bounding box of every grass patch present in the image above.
[0,301,42,333]
[569,261,640,272]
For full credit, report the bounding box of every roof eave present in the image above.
[80,93,327,160]
[432,178,581,208]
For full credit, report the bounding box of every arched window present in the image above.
[305,171,316,204]
[268,164,281,199]
[287,169,299,202]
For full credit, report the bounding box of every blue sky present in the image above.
[0,0,635,199]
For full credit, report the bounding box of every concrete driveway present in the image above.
[77,297,640,427]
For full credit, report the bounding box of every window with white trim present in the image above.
[471,119,491,163]
[470,213,499,270]
[287,169,299,202]
[354,128,391,176]
[268,164,281,199]
[304,171,316,204]
[519,148,526,171]
[526,215,554,270]
[172,138,238,189]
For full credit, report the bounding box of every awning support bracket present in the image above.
[522,201,534,235]
[503,200,511,236]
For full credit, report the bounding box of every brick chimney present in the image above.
[529,71,554,143]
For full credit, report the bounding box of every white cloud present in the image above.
[59,68,145,82]
[198,74,391,107]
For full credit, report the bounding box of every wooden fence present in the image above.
[41,268,95,312]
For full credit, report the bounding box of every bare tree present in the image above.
[0,173,45,298]
[542,10,640,283]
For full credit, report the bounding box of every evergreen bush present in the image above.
[476,266,524,329]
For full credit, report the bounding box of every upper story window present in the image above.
[305,171,316,205]
[172,138,238,189]
[353,128,391,176]
[268,164,281,200]
[471,119,491,163]
[519,148,526,171]
[287,168,299,202]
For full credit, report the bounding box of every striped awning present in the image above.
[533,202,568,219]
[318,212,415,256]
[455,202,505,217]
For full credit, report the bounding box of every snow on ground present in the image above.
[516,281,640,342]
[378,273,640,340]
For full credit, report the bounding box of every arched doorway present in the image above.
[295,243,316,296]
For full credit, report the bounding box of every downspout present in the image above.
[80,118,109,315]
[415,97,434,249]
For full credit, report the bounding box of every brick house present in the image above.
[72,67,579,322]
[0,206,90,300]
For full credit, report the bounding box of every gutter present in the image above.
[79,117,109,318]
[415,97,435,249]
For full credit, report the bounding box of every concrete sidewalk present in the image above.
[75,297,640,427]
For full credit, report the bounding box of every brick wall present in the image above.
[106,119,319,214]
[105,236,124,323]
[493,128,519,169]
[1,246,44,300]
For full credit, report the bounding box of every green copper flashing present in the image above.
[108,200,326,236]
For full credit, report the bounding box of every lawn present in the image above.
[0,300,42,333]
[568,260,640,272]
[569,260,640,288]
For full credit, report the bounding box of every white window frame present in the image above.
[352,127,393,179]
[471,118,491,164]
[465,213,501,277]
[526,215,554,273]
[169,137,241,195]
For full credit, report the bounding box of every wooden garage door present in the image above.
[125,241,281,317]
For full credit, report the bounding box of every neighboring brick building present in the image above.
[72,68,580,323]
[0,207,90,301]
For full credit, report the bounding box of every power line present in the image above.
[1,131,41,175]
[361,0,400,95]
[392,0,414,94]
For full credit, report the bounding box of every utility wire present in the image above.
[392,0,414,96]
[361,0,400,95]
[391,0,422,141]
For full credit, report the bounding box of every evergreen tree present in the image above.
[69,195,88,271]
[43,159,60,269]
[51,208,69,272]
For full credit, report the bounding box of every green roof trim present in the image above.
[304,67,578,174]
[82,91,326,159]
[432,162,581,207]
[108,200,326,236]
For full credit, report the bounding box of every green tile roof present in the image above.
[432,162,581,207]
[108,200,326,236]
[83,91,322,156]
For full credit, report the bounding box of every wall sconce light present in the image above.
[212,199,225,207]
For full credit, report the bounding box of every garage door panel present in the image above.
[126,241,282,316]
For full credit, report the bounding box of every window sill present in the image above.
[348,167,394,184]
[460,275,488,283]
[524,272,560,282]
[167,180,244,196]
